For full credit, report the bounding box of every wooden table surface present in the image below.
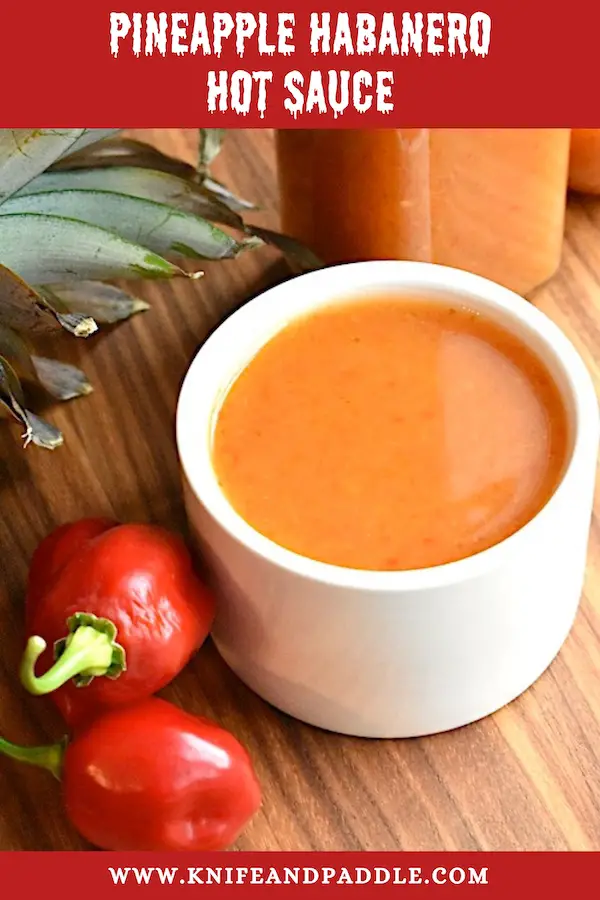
[1,129,600,852]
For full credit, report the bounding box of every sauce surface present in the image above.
[213,299,568,571]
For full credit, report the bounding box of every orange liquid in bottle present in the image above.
[276,129,571,296]
[569,129,600,194]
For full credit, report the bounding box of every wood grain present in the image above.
[1,129,600,851]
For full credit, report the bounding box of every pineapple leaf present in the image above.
[0,264,60,335]
[0,352,25,404]
[196,130,255,211]
[201,175,257,213]
[0,213,189,283]
[0,130,86,205]
[196,131,320,271]
[0,323,37,382]
[2,190,260,261]
[0,355,63,449]
[31,356,93,401]
[16,167,244,229]
[56,130,122,161]
[197,129,257,212]
[51,137,197,181]
[45,282,149,325]
[199,129,226,169]
[245,225,324,273]
[0,263,98,337]
[35,286,98,337]
[0,321,91,403]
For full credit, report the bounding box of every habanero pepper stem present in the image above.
[22,521,215,728]
[20,613,126,696]
[0,735,63,780]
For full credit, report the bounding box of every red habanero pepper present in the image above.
[0,698,262,850]
[21,522,215,728]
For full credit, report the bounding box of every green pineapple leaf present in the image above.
[16,167,244,230]
[0,128,321,450]
[0,213,190,283]
[2,190,260,261]
[0,130,86,205]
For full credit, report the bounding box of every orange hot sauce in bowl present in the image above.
[212,298,568,572]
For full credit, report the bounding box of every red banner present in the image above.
[0,852,599,896]
[3,0,600,126]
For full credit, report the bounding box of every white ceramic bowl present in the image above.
[176,261,599,738]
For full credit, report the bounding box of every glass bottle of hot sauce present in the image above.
[569,130,600,194]
[275,129,571,297]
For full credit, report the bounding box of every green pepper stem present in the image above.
[0,736,64,780]
[20,618,126,696]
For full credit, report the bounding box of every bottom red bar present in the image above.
[0,852,596,896]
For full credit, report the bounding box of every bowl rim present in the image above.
[176,260,599,593]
